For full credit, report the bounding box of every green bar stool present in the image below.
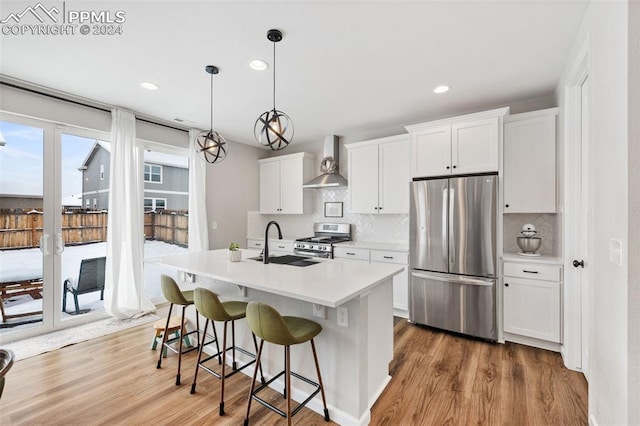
[190,287,264,416]
[244,302,330,426]
[156,274,204,386]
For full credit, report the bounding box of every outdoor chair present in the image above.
[63,256,106,315]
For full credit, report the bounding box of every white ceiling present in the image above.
[0,1,588,145]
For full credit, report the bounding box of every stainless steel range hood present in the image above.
[302,135,348,188]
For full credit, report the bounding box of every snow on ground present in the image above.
[0,241,187,324]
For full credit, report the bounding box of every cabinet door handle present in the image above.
[446,166,450,169]
[505,283,509,287]
[453,165,457,169]
[383,256,394,259]
[346,252,356,255]
[505,204,510,208]
[523,270,539,274]
[374,207,379,210]
[378,206,383,210]
[278,245,285,249]
[255,243,262,246]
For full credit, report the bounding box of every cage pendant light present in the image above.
[196,65,228,164]
[254,29,294,150]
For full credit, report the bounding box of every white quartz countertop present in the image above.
[334,241,409,252]
[502,252,563,265]
[146,249,403,308]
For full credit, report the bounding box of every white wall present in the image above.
[205,140,265,249]
[628,2,640,424]
[557,2,630,424]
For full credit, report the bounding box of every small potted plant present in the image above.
[228,242,242,262]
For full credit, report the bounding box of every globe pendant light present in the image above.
[196,65,228,164]
[254,29,294,150]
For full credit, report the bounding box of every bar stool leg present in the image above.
[175,305,187,385]
[244,337,264,426]
[156,303,174,369]
[220,321,228,416]
[285,345,292,426]
[190,319,210,394]
[311,338,330,422]
[231,320,237,370]
[251,333,266,384]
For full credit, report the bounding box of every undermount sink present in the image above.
[249,254,319,267]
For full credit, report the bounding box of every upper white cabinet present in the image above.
[259,152,315,214]
[503,108,558,213]
[346,135,410,214]
[406,107,509,178]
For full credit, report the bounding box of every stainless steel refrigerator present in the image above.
[409,174,497,340]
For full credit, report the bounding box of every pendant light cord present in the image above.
[210,71,214,130]
[272,40,276,111]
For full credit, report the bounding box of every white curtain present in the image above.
[188,129,209,252]
[104,108,155,319]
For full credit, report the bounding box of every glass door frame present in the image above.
[0,112,110,343]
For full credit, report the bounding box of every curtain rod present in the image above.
[0,80,190,133]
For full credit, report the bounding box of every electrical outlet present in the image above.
[211,221,218,230]
[337,307,348,327]
[185,272,196,283]
[313,304,326,319]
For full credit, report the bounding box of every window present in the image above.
[144,197,166,211]
[100,164,104,180]
[144,164,162,183]
[92,198,97,209]
[85,199,90,208]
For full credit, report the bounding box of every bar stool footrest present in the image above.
[250,369,321,418]
[197,345,257,380]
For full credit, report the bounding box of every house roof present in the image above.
[79,141,188,169]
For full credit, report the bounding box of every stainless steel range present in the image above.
[294,223,351,258]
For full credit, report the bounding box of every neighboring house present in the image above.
[0,194,43,210]
[79,141,188,211]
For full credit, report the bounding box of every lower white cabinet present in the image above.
[246,238,294,254]
[334,246,409,317]
[503,261,562,344]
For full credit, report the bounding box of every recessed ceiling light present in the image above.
[433,85,450,94]
[249,59,268,71]
[140,81,159,90]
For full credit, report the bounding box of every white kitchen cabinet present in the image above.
[503,108,558,213]
[503,260,562,345]
[334,245,409,317]
[406,107,509,178]
[346,135,410,214]
[259,152,315,214]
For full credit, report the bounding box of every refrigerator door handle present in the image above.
[448,187,455,268]
[442,187,448,262]
[411,271,494,287]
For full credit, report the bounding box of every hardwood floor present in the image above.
[0,316,587,425]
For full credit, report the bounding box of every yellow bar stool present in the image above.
[156,274,205,386]
[244,302,330,426]
[190,287,264,416]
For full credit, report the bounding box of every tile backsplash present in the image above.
[247,188,409,244]
[503,213,559,256]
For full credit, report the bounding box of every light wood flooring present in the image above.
[0,316,588,425]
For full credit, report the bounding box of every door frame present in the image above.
[0,113,110,343]
[562,38,591,375]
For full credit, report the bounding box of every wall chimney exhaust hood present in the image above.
[302,135,348,188]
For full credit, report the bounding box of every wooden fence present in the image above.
[0,210,188,250]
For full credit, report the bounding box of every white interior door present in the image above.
[578,74,591,379]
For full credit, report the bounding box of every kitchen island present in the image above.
[146,248,403,425]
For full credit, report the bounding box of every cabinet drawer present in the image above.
[333,247,370,261]
[270,240,293,253]
[370,250,408,265]
[247,239,264,249]
[503,262,560,281]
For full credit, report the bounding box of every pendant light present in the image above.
[254,29,294,150]
[196,65,228,164]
